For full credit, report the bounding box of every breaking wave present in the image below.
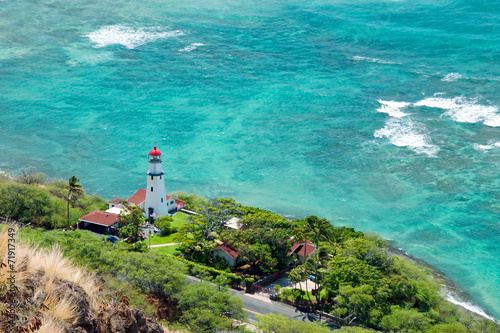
[444,293,497,322]
[415,97,500,127]
[179,43,204,52]
[473,141,500,152]
[351,56,397,65]
[374,117,439,157]
[377,100,410,118]
[442,72,463,82]
[83,25,184,49]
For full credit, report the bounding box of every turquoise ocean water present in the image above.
[1,0,499,319]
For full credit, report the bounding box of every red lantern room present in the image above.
[148,146,162,162]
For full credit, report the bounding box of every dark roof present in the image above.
[215,244,239,259]
[288,239,317,257]
[108,198,125,205]
[79,210,120,227]
[128,189,146,204]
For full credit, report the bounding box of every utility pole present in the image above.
[149,225,152,250]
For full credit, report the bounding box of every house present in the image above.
[78,210,120,234]
[106,198,126,215]
[127,189,147,210]
[225,217,241,230]
[288,239,317,262]
[213,243,239,267]
[108,198,125,209]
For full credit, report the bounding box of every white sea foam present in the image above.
[83,25,184,49]
[374,117,439,157]
[441,72,463,82]
[179,43,204,52]
[415,97,500,127]
[351,56,397,65]
[473,141,500,151]
[377,100,410,118]
[444,293,497,322]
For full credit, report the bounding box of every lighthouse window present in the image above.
[151,187,153,192]
[160,176,162,179]
[161,198,163,203]
[151,176,153,180]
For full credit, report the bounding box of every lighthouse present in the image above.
[144,146,169,218]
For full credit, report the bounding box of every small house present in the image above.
[213,243,239,267]
[288,239,317,263]
[79,210,120,234]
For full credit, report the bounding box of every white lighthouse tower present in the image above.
[144,146,169,218]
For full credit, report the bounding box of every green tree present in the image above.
[333,284,377,325]
[170,191,209,211]
[177,282,244,333]
[66,176,83,228]
[0,183,52,226]
[303,216,335,311]
[119,224,139,240]
[255,313,330,333]
[428,323,467,333]
[16,167,46,185]
[339,327,376,333]
[118,204,144,227]
[339,233,390,271]
[155,215,173,236]
[379,306,430,333]
[239,243,277,273]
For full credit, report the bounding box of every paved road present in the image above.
[185,276,319,323]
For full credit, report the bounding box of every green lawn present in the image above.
[156,245,179,255]
[141,212,188,246]
[142,233,178,245]
[171,212,188,228]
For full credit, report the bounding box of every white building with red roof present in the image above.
[213,243,239,267]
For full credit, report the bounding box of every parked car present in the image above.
[269,293,278,301]
[107,236,118,243]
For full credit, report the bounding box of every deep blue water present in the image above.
[1,0,499,319]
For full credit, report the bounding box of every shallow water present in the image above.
[1,0,499,319]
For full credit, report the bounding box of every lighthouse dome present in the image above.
[149,146,162,156]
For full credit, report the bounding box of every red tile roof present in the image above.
[108,198,125,205]
[128,189,146,204]
[215,244,239,259]
[288,239,317,257]
[79,210,120,227]
[128,188,185,208]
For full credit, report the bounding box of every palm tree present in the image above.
[304,215,334,315]
[66,176,83,228]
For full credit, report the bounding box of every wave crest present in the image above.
[83,25,184,49]
[377,100,410,118]
[442,73,463,82]
[415,97,500,127]
[351,56,397,65]
[179,43,204,52]
[473,141,500,152]
[374,117,439,157]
